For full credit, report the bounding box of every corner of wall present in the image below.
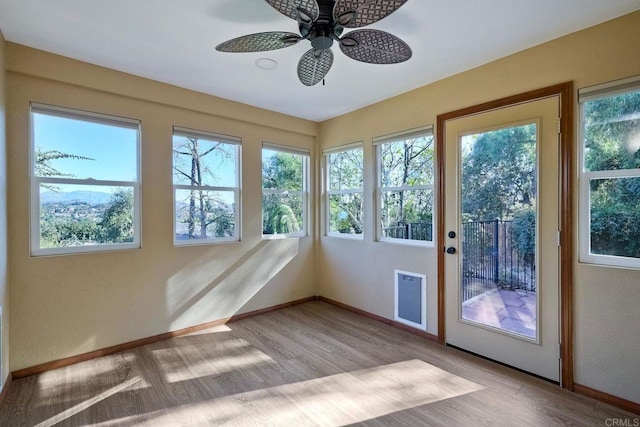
[0,28,10,392]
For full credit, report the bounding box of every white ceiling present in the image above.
[1,0,639,122]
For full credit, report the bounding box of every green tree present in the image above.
[34,149,94,177]
[380,136,434,227]
[328,149,363,234]
[34,148,94,192]
[262,150,304,234]
[511,206,536,265]
[584,92,640,172]
[461,125,536,221]
[584,91,640,258]
[40,214,99,248]
[329,193,363,234]
[270,204,300,234]
[98,189,134,243]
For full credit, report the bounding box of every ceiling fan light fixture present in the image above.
[311,35,333,50]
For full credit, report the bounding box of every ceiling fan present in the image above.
[215,0,412,86]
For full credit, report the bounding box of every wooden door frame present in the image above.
[435,82,575,389]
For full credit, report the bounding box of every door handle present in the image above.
[446,247,456,254]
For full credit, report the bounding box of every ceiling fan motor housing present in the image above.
[308,1,339,50]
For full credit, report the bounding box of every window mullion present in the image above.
[173,184,237,192]
[37,177,137,187]
[584,169,640,179]
[380,184,433,192]
[327,188,363,195]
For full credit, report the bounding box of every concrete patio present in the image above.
[461,286,537,338]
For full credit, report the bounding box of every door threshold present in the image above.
[445,343,560,386]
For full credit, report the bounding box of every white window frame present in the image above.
[578,75,640,269]
[374,126,435,246]
[172,127,241,245]
[324,143,364,239]
[262,142,309,238]
[30,103,141,256]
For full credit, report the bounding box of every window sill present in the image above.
[174,237,240,247]
[262,233,306,240]
[325,233,364,240]
[377,238,435,248]
[578,254,640,271]
[31,243,141,257]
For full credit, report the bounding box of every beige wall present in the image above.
[6,44,319,370]
[319,11,640,403]
[0,31,9,390]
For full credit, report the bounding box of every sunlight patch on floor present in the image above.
[36,352,143,400]
[34,377,142,427]
[138,359,484,425]
[150,338,278,384]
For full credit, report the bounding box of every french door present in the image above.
[443,96,561,381]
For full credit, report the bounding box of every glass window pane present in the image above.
[380,135,434,188]
[39,183,135,248]
[328,148,363,191]
[583,90,640,172]
[173,136,237,187]
[262,193,304,235]
[175,189,236,240]
[262,149,304,191]
[589,177,640,259]
[329,193,363,234]
[33,113,138,181]
[380,189,433,241]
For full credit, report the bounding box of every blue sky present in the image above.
[34,113,238,195]
[33,112,138,184]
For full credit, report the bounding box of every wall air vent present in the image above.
[394,270,427,330]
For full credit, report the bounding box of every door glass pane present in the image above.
[459,124,538,339]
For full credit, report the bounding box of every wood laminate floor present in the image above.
[0,301,637,426]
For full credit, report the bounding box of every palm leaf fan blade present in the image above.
[297,48,334,86]
[333,0,408,28]
[215,32,301,53]
[265,0,319,22]
[340,29,411,64]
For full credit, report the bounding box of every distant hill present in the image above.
[41,190,112,205]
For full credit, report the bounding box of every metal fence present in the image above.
[383,219,535,301]
[382,222,433,241]
[462,219,536,301]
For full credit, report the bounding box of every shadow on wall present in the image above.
[165,238,300,330]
